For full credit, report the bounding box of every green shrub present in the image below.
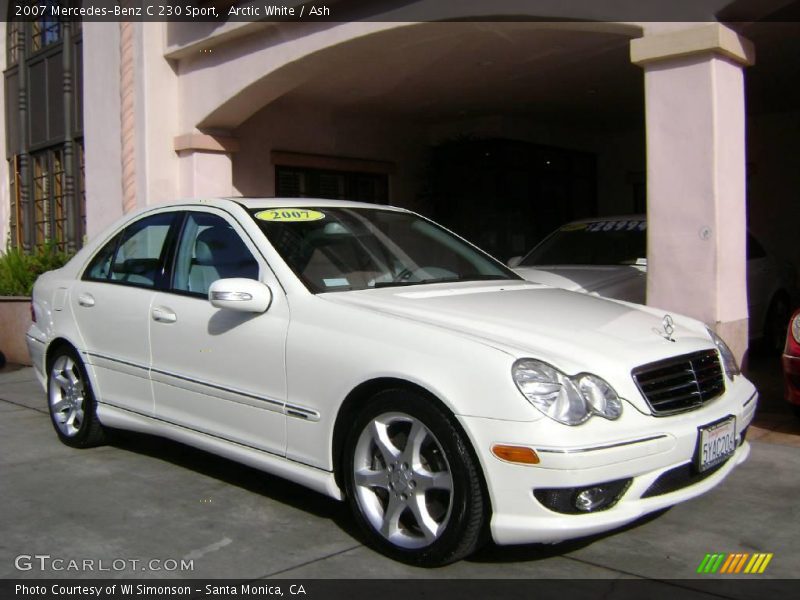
[0,245,74,296]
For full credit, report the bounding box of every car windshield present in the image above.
[249,206,520,293]
[520,219,647,267]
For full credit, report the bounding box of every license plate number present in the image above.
[696,417,736,472]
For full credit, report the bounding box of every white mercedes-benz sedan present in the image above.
[27,198,757,566]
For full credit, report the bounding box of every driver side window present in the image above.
[172,212,260,297]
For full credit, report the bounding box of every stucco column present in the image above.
[174,133,239,197]
[631,24,755,364]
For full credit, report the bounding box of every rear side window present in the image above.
[84,232,121,280]
[83,212,177,289]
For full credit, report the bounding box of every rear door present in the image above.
[149,208,289,456]
[72,211,179,415]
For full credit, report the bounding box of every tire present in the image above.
[764,294,791,355]
[343,389,486,566]
[793,405,800,421]
[47,347,107,448]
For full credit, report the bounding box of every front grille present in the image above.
[641,461,726,498]
[632,350,725,416]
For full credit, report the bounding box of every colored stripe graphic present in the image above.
[697,554,713,573]
[720,554,736,573]
[744,553,774,574]
[698,553,773,574]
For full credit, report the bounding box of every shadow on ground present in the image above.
[108,428,359,538]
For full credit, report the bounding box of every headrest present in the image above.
[194,226,243,266]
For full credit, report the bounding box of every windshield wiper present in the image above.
[373,274,511,289]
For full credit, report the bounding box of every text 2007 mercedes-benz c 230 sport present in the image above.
[27,198,757,566]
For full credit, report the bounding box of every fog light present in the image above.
[575,487,611,512]
[534,478,631,514]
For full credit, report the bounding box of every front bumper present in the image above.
[458,376,757,546]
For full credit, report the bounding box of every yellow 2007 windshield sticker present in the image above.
[255,209,326,222]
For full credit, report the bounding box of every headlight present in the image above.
[706,328,740,380]
[791,312,800,346]
[576,374,623,420]
[512,359,622,425]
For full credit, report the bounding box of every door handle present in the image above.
[77,293,95,307]
[152,306,177,324]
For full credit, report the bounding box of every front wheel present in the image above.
[48,347,107,448]
[343,389,486,566]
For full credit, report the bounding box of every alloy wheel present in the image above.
[352,412,454,549]
[49,354,86,437]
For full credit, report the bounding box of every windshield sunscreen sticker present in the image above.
[561,222,588,232]
[323,278,350,288]
[255,209,326,222]
[585,220,646,232]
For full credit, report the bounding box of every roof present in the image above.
[222,197,402,211]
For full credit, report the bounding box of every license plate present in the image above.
[696,417,737,472]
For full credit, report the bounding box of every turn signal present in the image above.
[491,444,540,465]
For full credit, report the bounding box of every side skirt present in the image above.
[96,403,344,501]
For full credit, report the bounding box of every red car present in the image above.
[784,308,800,417]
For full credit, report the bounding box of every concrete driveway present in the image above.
[1,361,798,585]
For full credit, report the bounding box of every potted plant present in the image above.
[0,245,73,366]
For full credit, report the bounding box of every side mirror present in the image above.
[208,278,272,313]
[507,256,522,268]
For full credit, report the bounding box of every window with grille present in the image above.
[5,9,84,251]
[31,149,68,249]
[276,166,388,204]
[31,15,61,52]
[7,19,22,65]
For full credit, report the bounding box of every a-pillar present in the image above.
[174,133,240,198]
[631,24,755,364]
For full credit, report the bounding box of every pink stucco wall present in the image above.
[0,298,32,366]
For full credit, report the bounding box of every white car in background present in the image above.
[27,199,757,566]
[509,216,797,353]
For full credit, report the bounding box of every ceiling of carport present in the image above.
[262,20,800,132]
[270,23,643,131]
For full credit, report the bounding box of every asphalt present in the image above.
[0,353,798,590]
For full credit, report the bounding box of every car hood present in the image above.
[513,265,647,304]
[323,280,713,412]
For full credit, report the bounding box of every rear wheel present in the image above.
[48,347,107,448]
[343,389,486,566]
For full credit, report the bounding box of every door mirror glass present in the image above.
[507,256,522,268]
[208,278,272,313]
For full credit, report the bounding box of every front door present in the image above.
[149,209,288,456]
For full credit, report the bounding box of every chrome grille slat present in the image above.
[646,381,701,396]
[632,350,725,416]
[637,369,694,387]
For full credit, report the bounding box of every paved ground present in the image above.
[0,354,798,589]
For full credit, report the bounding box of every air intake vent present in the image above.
[632,350,724,416]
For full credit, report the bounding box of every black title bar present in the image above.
[5,0,800,23]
